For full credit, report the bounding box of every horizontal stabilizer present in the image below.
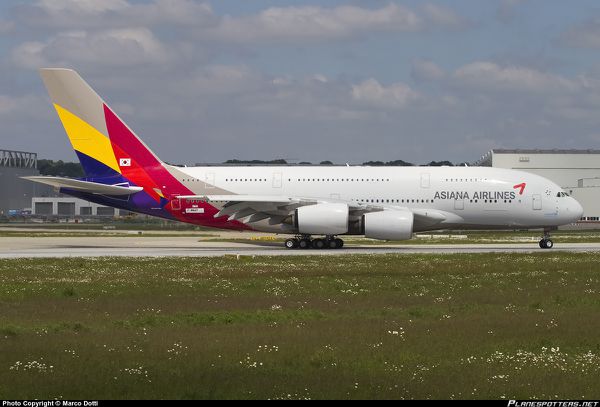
[22,176,143,196]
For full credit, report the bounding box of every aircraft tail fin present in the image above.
[39,68,163,179]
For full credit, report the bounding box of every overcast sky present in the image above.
[2,0,600,165]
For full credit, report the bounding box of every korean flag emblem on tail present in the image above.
[119,158,132,167]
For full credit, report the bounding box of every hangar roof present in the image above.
[489,149,600,154]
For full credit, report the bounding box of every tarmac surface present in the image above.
[1,235,600,258]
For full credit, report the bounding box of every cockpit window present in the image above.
[556,192,570,198]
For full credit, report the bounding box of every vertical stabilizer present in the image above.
[39,68,163,179]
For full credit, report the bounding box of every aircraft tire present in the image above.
[298,239,311,249]
[285,238,298,249]
[313,238,325,249]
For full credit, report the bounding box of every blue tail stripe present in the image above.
[76,150,121,179]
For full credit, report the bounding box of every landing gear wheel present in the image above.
[285,238,298,249]
[298,239,312,249]
[324,236,344,249]
[539,229,555,249]
[313,238,325,249]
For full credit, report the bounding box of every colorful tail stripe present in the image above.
[40,68,251,230]
[54,104,120,177]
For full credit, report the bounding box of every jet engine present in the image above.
[364,210,414,240]
[295,203,349,235]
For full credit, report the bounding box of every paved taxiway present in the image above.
[1,236,600,258]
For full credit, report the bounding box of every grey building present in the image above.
[0,149,55,215]
[477,149,600,220]
[31,197,131,217]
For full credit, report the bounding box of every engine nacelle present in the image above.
[295,203,349,235]
[364,210,414,240]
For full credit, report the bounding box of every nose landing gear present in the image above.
[539,230,554,249]
[284,235,344,250]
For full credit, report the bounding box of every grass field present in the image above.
[0,253,599,399]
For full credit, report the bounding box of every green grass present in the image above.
[0,254,599,399]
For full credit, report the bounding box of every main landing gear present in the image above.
[284,235,344,250]
[539,230,554,249]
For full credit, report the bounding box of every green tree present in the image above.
[37,159,85,177]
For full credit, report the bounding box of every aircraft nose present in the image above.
[568,197,584,222]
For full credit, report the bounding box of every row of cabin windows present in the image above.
[180,177,505,184]
[351,198,434,204]
[221,178,391,182]
[225,178,268,182]
[290,178,390,182]
[446,178,487,182]
[349,198,517,204]
[182,197,517,205]
[470,199,515,203]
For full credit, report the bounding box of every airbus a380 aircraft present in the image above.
[25,69,583,249]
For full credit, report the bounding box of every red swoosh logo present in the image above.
[513,183,526,195]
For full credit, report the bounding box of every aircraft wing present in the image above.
[22,176,144,196]
[179,194,449,227]
[177,194,319,223]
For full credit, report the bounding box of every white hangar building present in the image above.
[477,149,600,221]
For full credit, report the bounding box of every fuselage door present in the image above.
[273,172,282,188]
[171,196,181,211]
[204,172,215,189]
[532,194,542,210]
[420,173,430,188]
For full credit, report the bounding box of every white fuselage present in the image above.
[172,165,583,233]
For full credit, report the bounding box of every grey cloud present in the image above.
[421,4,471,30]
[7,59,600,165]
[560,17,600,49]
[351,78,421,110]
[14,0,215,29]
[205,3,422,44]
[12,28,170,69]
[0,19,15,33]
[496,0,528,24]
[3,1,600,165]
[451,61,580,94]
[7,1,474,74]
[411,59,446,82]
[0,94,45,116]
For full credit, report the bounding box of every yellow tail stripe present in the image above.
[54,103,121,174]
